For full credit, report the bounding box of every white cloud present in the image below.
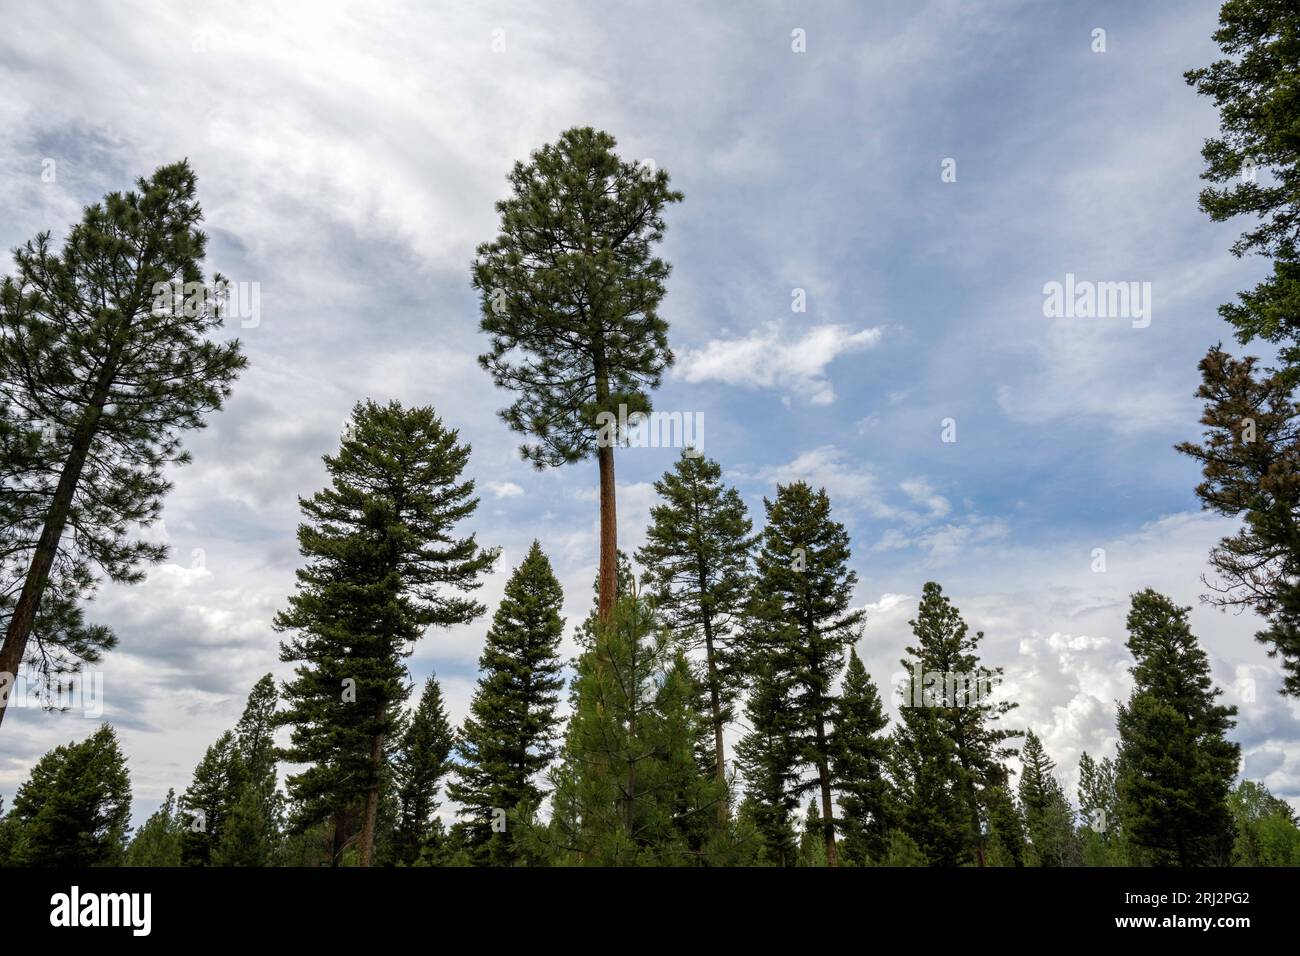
[676,322,882,405]
[487,481,525,499]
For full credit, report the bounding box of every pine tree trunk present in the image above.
[331,809,348,866]
[357,731,384,867]
[703,626,728,826]
[0,371,115,729]
[597,442,617,625]
[815,717,838,867]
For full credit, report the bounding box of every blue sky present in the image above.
[3,0,1298,824]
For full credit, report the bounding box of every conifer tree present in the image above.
[1017,731,1077,866]
[797,800,828,867]
[125,789,184,867]
[894,582,1018,866]
[1186,0,1300,367]
[830,648,891,865]
[636,452,755,808]
[179,730,244,866]
[0,161,245,729]
[1077,751,1126,866]
[275,400,497,866]
[984,784,1028,867]
[1177,347,1300,696]
[736,659,800,866]
[450,542,565,864]
[745,481,864,867]
[233,673,283,849]
[473,127,682,626]
[539,589,724,865]
[889,700,965,866]
[393,674,454,866]
[1116,589,1240,865]
[7,724,131,865]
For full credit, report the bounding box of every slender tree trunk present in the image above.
[703,626,728,826]
[0,369,115,729]
[815,716,838,867]
[331,809,349,866]
[358,730,384,867]
[597,442,617,624]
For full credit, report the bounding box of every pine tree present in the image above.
[473,127,682,626]
[233,673,282,851]
[211,786,272,867]
[889,700,966,866]
[636,452,755,812]
[1177,347,1300,696]
[393,674,454,866]
[275,400,497,866]
[125,789,184,866]
[1185,0,1300,367]
[179,730,244,866]
[894,582,1018,866]
[830,648,891,865]
[7,724,131,865]
[745,481,864,867]
[538,589,723,865]
[1017,731,1077,866]
[985,785,1028,866]
[1077,751,1126,866]
[797,800,828,867]
[0,161,245,729]
[449,542,565,864]
[1116,589,1240,865]
[736,658,799,866]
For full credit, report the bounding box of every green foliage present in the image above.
[275,400,497,846]
[892,582,1019,866]
[124,789,184,867]
[830,649,892,865]
[7,724,131,866]
[636,452,755,796]
[1228,779,1300,865]
[472,127,683,468]
[1186,0,1300,362]
[743,481,864,866]
[1017,731,1077,866]
[449,542,565,865]
[532,590,728,865]
[393,675,455,866]
[0,160,244,699]
[1116,590,1240,866]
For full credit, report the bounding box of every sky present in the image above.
[2,0,1298,825]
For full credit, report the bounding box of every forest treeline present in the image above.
[2,0,1300,867]
[1,439,1298,867]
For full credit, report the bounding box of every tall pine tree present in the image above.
[636,452,755,812]
[830,648,892,865]
[0,161,245,729]
[393,674,454,866]
[473,127,682,627]
[745,481,864,867]
[276,400,497,866]
[1017,730,1077,867]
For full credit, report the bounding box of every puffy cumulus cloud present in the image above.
[676,323,882,405]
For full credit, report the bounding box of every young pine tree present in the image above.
[125,789,184,867]
[449,542,565,864]
[393,674,455,866]
[473,127,682,626]
[0,161,245,730]
[540,589,723,865]
[745,481,864,867]
[7,724,131,865]
[1017,730,1077,867]
[179,730,245,866]
[830,648,892,865]
[636,452,755,812]
[1116,589,1240,865]
[275,400,498,866]
[1077,751,1126,866]
[736,659,800,867]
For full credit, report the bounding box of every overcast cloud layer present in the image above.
[3,0,1298,823]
